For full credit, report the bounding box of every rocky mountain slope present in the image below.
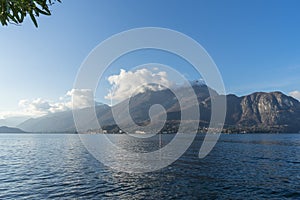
[224,92,300,132]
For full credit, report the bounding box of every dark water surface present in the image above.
[0,133,299,199]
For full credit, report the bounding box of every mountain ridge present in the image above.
[18,85,300,133]
[0,126,26,133]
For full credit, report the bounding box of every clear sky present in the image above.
[1,0,300,118]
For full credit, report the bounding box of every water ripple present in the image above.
[0,133,299,199]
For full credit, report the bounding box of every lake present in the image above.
[0,133,299,199]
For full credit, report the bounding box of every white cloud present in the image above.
[66,89,94,109]
[18,98,52,116]
[0,89,94,119]
[289,90,300,101]
[105,68,173,102]
[0,110,32,119]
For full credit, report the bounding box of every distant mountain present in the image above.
[0,116,30,127]
[18,85,300,133]
[18,109,75,133]
[0,126,25,133]
[18,104,111,133]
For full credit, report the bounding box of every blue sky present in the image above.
[1,0,300,118]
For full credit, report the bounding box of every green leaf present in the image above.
[35,6,51,15]
[0,0,61,27]
[7,13,18,23]
[29,12,38,27]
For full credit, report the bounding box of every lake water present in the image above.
[0,134,299,199]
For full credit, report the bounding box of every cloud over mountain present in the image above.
[289,90,300,101]
[0,89,94,119]
[105,68,174,102]
[19,98,53,116]
[66,89,93,109]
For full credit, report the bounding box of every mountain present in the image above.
[224,92,300,133]
[18,104,111,133]
[94,84,218,133]
[108,85,300,133]
[18,109,75,133]
[18,85,300,133]
[0,116,30,127]
[0,126,25,133]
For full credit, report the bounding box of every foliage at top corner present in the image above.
[0,0,61,27]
